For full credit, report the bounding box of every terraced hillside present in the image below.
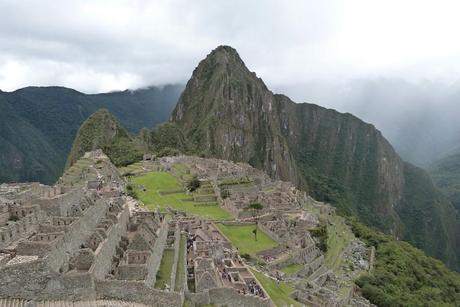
[131,168,233,220]
[122,155,374,306]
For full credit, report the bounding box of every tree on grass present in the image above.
[247,202,263,241]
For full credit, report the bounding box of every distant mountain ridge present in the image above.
[163,45,459,270]
[430,150,460,213]
[0,84,183,184]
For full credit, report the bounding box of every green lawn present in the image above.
[174,235,186,291]
[155,249,175,289]
[216,224,278,257]
[280,263,304,274]
[251,269,300,307]
[132,172,233,220]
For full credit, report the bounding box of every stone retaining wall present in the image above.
[45,198,108,271]
[170,225,181,289]
[185,287,273,307]
[96,280,183,306]
[144,220,168,285]
[90,203,129,279]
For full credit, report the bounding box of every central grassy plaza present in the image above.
[215,223,278,257]
[131,171,233,220]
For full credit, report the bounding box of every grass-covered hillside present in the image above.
[0,85,182,184]
[66,109,143,168]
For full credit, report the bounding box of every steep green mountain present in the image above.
[0,84,182,184]
[66,109,143,168]
[158,45,459,270]
[430,152,460,212]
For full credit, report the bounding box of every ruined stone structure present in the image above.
[0,152,373,307]
[0,151,180,306]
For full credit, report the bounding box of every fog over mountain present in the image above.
[276,79,460,165]
[2,1,460,166]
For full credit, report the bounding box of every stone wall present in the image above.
[169,225,181,288]
[90,203,129,280]
[0,258,96,301]
[186,287,273,307]
[144,220,168,285]
[95,280,183,306]
[38,189,84,217]
[258,222,284,243]
[45,198,109,271]
[0,212,41,249]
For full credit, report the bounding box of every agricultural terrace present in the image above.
[216,223,278,257]
[131,171,233,220]
[250,269,300,307]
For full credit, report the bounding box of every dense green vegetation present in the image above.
[310,224,328,253]
[66,109,143,168]
[0,85,182,184]
[430,152,460,212]
[139,122,193,157]
[347,218,460,307]
[215,224,278,257]
[132,171,233,220]
[250,269,300,307]
[398,162,459,271]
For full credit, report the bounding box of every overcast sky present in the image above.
[1,0,460,96]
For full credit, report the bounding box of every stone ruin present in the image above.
[142,155,374,307]
[177,217,272,307]
[0,152,374,307]
[0,152,181,306]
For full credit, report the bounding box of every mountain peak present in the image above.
[66,109,142,168]
[190,45,249,81]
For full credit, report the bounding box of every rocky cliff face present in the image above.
[171,46,459,270]
[171,46,299,184]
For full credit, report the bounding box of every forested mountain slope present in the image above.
[0,85,182,184]
[162,46,460,270]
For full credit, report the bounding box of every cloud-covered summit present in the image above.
[1,0,460,94]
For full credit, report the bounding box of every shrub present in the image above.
[186,175,200,192]
[221,189,230,199]
[310,224,328,252]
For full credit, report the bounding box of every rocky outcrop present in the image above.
[170,46,460,270]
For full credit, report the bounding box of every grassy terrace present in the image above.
[280,263,304,274]
[118,161,144,176]
[324,215,356,300]
[155,249,175,290]
[216,224,278,257]
[325,215,354,271]
[174,235,186,291]
[132,171,233,220]
[251,269,300,307]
